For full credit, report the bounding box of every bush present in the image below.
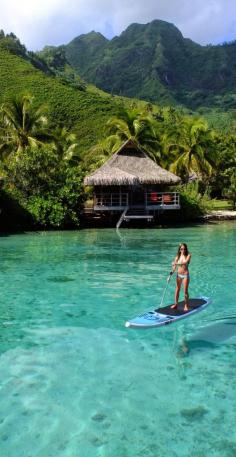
[223,168,236,209]
[4,145,85,228]
[177,182,214,220]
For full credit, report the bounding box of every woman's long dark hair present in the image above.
[177,243,189,259]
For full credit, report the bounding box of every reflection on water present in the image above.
[179,317,236,356]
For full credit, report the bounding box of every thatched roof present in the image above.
[84,140,181,186]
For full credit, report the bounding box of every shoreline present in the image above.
[0,210,236,234]
[202,210,236,221]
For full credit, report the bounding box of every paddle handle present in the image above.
[167,271,174,283]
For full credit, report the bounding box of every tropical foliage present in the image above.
[223,170,236,209]
[177,182,214,220]
[88,105,236,202]
[0,29,236,228]
[0,32,130,153]
[0,94,51,157]
[4,145,85,228]
[105,108,161,159]
[168,117,216,181]
[0,94,85,228]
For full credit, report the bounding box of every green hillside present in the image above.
[53,20,236,110]
[0,34,142,228]
[0,35,131,153]
[0,32,235,229]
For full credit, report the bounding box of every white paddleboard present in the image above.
[125,297,211,329]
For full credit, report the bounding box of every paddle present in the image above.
[159,270,174,309]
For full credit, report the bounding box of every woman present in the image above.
[171,243,191,312]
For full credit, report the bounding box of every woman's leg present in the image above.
[183,276,190,311]
[171,276,182,309]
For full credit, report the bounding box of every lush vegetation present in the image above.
[0,33,143,229]
[87,106,236,210]
[177,183,214,219]
[0,94,85,228]
[0,31,134,152]
[5,146,85,228]
[51,20,236,114]
[0,30,235,229]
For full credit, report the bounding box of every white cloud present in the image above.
[0,0,235,50]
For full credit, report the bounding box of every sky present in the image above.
[0,0,235,51]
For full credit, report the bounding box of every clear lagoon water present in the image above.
[0,223,236,457]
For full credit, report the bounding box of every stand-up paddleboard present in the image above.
[125,297,211,329]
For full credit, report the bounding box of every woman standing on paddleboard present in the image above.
[171,243,191,312]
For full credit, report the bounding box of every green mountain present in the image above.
[0,32,132,153]
[53,20,236,110]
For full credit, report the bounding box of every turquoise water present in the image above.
[0,223,236,457]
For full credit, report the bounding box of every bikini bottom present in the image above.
[177,273,190,280]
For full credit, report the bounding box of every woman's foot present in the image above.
[171,304,178,309]
[183,306,189,312]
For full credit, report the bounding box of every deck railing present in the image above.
[94,193,129,209]
[146,192,180,208]
[93,192,180,210]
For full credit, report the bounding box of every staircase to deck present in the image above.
[116,207,153,228]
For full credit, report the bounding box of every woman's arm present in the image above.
[174,254,191,267]
[171,256,179,271]
[178,254,191,266]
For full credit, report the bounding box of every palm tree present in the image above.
[210,133,236,197]
[0,94,52,158]
[52,126,79,162]
[168,117,217,181]
[105,108,162,161]
[85,135,120,170]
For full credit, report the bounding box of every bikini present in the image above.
[177,273,190,279]
[177,258,190,280]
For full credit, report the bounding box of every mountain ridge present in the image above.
[41,19,236,110]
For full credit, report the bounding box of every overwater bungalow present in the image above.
[84,139,181,227]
